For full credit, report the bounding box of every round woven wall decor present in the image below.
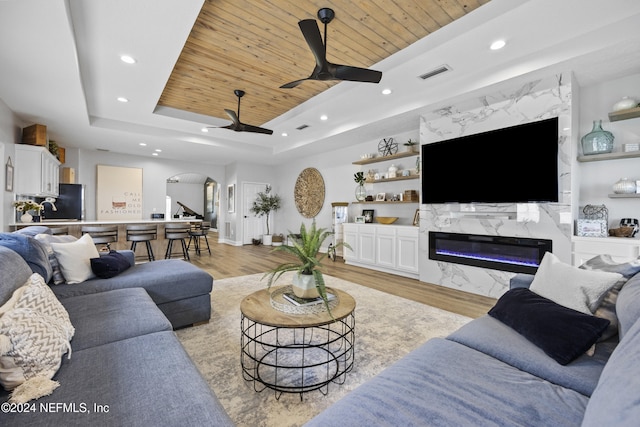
[294,167,325,218]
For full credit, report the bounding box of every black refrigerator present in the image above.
[40,184,84,220]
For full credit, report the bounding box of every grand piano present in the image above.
[176,202,204,220]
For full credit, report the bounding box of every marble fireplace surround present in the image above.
[418,73,574,298]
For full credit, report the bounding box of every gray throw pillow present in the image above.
[34,234,78,285]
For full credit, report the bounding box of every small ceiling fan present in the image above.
[209,90,273,135]
[281,7,383,89]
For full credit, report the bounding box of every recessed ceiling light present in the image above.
[320,115,328,121]
[155,149,162,152]
[201,127,209,133]
[117,97,129,103]
[382,88,392,95]
[152,152,158,156]
[281,132,288,137]
[139,142,147,146]
[120,55,136,64]
[490,40,506,50]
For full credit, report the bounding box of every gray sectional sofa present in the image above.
[0,228,234,426]
[307,255,640,427]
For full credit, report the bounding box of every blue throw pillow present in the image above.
[0,232,52,283]
[90,250,131,279]
[488,288,610,365]
[15,226,52,237]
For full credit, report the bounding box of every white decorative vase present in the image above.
[20,212,33,223]
[612,96,637,112]
[262,234,273,246]
[613,178,637,194]
[292,273,319,299]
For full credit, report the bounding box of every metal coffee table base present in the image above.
[241,313,355,400]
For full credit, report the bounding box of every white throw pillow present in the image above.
[0,273,74,401]
[50,234,100,284]
[530,252,622,314]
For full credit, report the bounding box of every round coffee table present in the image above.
[240,286,356,400]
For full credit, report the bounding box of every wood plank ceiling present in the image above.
[158,0,490,127]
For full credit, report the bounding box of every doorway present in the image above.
[242,182,268,245]
[166,173,218,229]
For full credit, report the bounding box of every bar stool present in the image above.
[126,224,157,262]
[81,225,118,251]
[188,221,211,256]
[164,222,190,260]
[48,226,69,235]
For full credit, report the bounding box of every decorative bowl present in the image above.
[375,217,398,224]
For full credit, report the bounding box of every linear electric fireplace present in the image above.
[429,232,552,274]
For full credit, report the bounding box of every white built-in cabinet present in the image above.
[572,236,640,266]
[15,145,60,197]
[343,223,419,278]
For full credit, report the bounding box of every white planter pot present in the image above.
[292,273,319,299]
[262,234,273,245]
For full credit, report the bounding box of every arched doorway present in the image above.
[166,173,218,230]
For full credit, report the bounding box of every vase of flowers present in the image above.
[354,172,366,201]
[13,200,43,222]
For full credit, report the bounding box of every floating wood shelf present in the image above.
[352,150,419,165]
[608,106,640,122]
[365,175,419,183]
[352,200,419,204]
[608,193,640,199]
[577,151,640,162]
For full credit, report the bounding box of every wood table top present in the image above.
[240,286,356,327]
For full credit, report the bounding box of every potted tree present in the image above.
[250,185,282,245]
[264,221,351,314]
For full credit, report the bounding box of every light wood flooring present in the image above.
[187,232,497,319]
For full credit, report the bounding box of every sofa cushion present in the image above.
[50,234,100,284]
[0,246,32,306]
[90,250,131,279]
[0,232,52,283]
[616,272,640,339]
[579,254,640,341]
[305,337,589,427]
[0,332,235,426]
[530,252,621,314]
[61,288,172,351]
[51,259,213,305]
[488,288,610,365]
[582,315,640,427]
[34,234,77,285]
[448,315,615,396]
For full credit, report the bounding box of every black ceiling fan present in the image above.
[209,90,273,135]
[281,7,383,89]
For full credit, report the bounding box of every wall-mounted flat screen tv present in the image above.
[421,117,559,204]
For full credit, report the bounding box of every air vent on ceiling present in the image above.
[296,124,310,130]
[96,148,110,152]
[418,65,451,81]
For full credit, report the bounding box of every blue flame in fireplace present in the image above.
[435,249,540,268]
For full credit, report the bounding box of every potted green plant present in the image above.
[249,185,282,245]
[264,221,351,314]
[354,171,366,201]
[404,139,418,152]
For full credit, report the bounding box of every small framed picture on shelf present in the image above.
[362,209,374,223]
[576,219,607,237]
[375,192,386,201]
[355,216,366,224]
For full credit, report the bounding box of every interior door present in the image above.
[242,182,268,244]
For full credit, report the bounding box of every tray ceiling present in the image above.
[158,0,489,127]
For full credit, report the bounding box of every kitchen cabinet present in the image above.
[343,223,419,278]
[15,145,60,196]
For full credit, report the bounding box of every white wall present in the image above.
[0,97,23,231]
[578,72,640,227]
[274,129,420,241]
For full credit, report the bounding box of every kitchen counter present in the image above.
[10,218,205,259]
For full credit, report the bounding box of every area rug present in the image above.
[175,273,472,427]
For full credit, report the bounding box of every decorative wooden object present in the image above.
[294,167,325,218]
[21,124,47,146]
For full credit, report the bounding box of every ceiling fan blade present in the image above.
[224,109,239,124]
[298,19,326,67]
[280,77,310,89]
[334,64,382,84]
[239,123,274,135]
